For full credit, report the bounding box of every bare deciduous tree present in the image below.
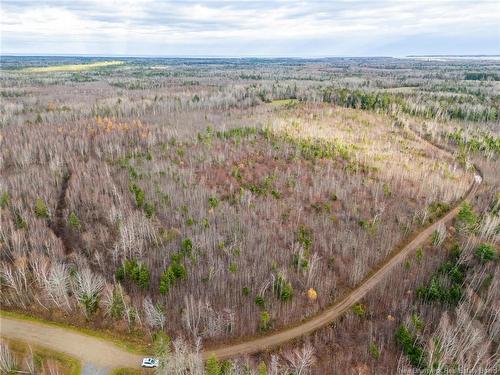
[143,296,165,330]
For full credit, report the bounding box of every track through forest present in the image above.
[0,131,483,367]
[204,171,481,360]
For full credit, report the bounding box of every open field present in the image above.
[22,60,124,73]
[0,56,498,374]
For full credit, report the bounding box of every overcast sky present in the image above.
[1,0,499,57]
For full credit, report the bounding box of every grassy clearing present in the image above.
[23,60,123,73]
[3,338,81,375]
[269,98,298,106]
[0,310,148,355]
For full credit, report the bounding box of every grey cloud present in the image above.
[2,0,498,56]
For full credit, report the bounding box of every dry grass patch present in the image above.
[23,61,124,73]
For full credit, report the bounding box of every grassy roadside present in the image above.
[0,310,149,355]
[22,61,123,73]
[3,337,81,375]
[110,368,142,375]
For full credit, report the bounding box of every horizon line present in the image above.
[1,53,395,59]
[2,53,500,59]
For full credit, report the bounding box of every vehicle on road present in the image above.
[141,358,159,368]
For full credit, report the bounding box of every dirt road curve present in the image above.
[0,177,481,367]
[0,316,143,368]
[205,174,481,360]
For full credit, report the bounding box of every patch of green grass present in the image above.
[275,132,352,161]
[23,61,124,73]
[0,310,148,355]
[269,99,298,107]
[110,368,141,375]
